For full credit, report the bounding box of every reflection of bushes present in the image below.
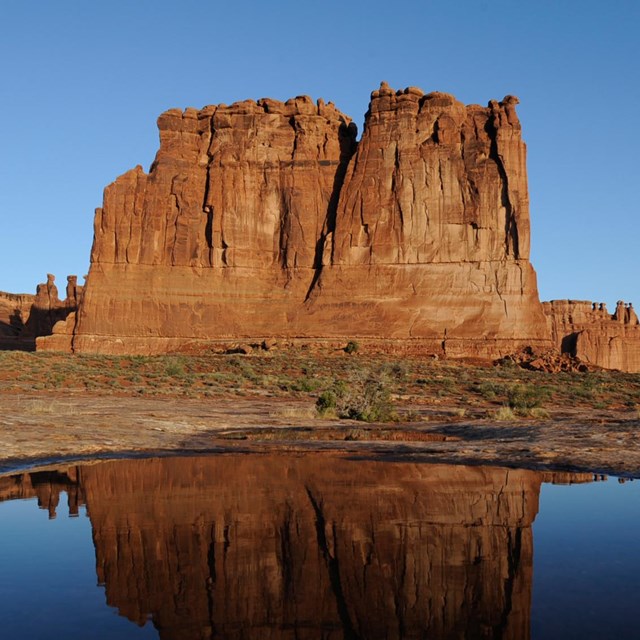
[316,369,394,422]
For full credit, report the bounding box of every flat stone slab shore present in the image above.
[1,392,639,477]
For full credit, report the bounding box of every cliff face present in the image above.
[39,83,550,356]
[543,300,640,372]
[307,87,546,353]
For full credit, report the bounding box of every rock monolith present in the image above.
[39,84,551,356]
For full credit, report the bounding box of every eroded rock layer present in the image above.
[39,84,551,356]
[543,300,640,372]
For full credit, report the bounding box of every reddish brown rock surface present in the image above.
[39,84,551,357]
[543,300,640,372]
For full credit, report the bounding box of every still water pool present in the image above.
[0,454,638,639]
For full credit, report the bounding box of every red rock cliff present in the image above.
[39,84,551,356]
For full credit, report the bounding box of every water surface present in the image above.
[0,454,637,639]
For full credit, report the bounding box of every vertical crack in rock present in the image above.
[492,526,523,639]
[204,208,214,253]
[487,109,520,260]
[304,121,357,302]
[306,487,360,640]
[494,268,508,318]
[169,177,181,266]
[202,114,216,264]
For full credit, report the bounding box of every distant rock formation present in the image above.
[543,300,640,372]
[38,84,550,357]
[0,456,598,639]
[0,274,81,350]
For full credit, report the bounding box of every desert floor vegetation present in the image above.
[1,348,639,424]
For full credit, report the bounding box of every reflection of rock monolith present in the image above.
[0,457,598,639]
[82,457,538,639]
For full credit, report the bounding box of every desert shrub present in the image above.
[527,407,550,419]
[316,370,394,422]
[344,340,360,355]
[570,385,595,401]
[316,389,337,414]
[506,384,549,410]
[383,361,408,380]
[473,381,505,400]
[164,357,186,377]
[493,406,516,421]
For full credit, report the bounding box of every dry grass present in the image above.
[21,399,76,415]
[268,405,317,420]
[492,406,517,421]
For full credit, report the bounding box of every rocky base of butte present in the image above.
[2,83,637,371]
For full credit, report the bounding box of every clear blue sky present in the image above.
[1,0,638,310]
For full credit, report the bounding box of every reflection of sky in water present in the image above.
[0,493,157,639]
[532,479,640,640]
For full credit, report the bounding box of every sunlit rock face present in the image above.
[81,456,539,640]
[39,83,551,357]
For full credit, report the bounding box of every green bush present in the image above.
[316,370,394,422]
[344,340,360,355]
[316,390,337,413]
[506,384,549,410]
[164,357,186,377]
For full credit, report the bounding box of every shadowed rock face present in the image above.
[0,274,81,350]
[0,456,594,639]
[39,84,551,357]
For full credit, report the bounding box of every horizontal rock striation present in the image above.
[39,84,553,356]
[543,300,640,372]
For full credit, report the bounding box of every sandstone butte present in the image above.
[2,83,637,370]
